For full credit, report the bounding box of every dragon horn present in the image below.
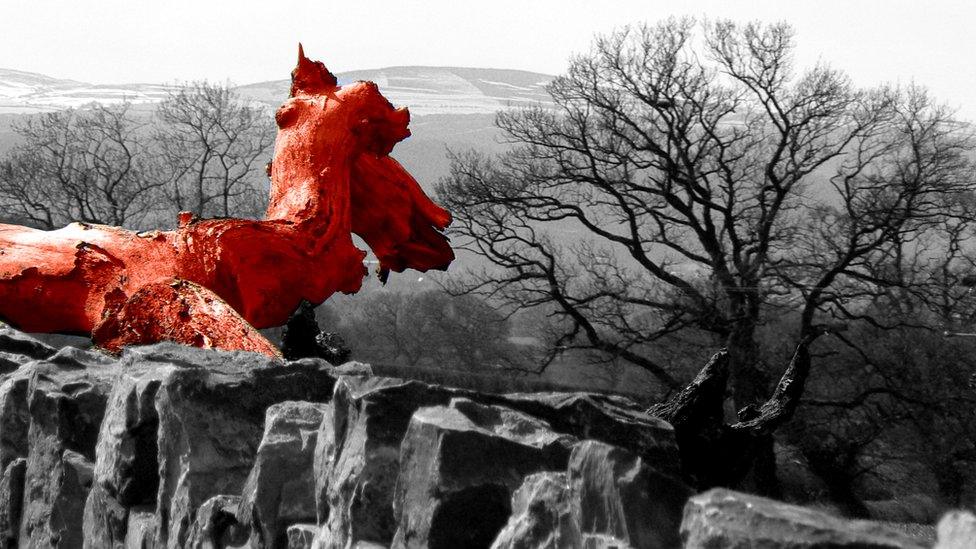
[291,44,338,97]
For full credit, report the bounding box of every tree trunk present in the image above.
[650,336,817,495]
[648,350,744,488]
[725,291,770,412]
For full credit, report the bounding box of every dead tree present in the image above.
[441,18,973,410]
[154,81,276,220]
[440,19,975,490]
[0,103,162,229]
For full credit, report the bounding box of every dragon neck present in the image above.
[264,139,354,242]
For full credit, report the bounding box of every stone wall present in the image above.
[0,325,958,548]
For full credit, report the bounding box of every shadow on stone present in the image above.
[429,484,512,549]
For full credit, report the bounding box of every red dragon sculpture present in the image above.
[0,46,454,357]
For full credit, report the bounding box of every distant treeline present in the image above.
[0,82,274,230]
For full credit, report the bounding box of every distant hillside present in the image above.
[0,66,555,188]
[0,68,176,114]
[0,65,560,282]
[237,66,553,116]
[0,66,554,117]
[0,64,616,361]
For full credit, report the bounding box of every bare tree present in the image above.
[0,103,161,229]
[439,18,975,413]
[439,18,976,490]
[153,82,275,219]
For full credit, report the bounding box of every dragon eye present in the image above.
[275,102,300,129]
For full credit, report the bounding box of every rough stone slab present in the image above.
[18,347,117,548]
[237,401,328,548]
[0,458,25,549]
[122,506,156,549]
[146,343,338,548]
[681,488,928,548]
[935,510,976,549]
[0,325,55,362]
[119,342,281,373]
[392,398,576,549]
[490,472,580,549]
[314,377,465,549]
[19,449,95,548]
[288,358,373,378]
[84,362,171,549]
[286,523,317,549]
[83,484,128,549]
[185,495,246,549]
[569,440,690,549]
[0,354,25,377]
[492,392,680,475]
[0,375,29,485]
[314,375,681,549]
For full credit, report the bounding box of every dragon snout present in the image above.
[388,106,411,142]
[358,106,412,156]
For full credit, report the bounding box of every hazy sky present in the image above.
[2,0,975,118]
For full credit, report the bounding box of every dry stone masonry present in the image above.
[0,325,962,548]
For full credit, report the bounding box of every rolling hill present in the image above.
[236,66,553,116]
[0,68,175,114]
[0,66,555,190]
[0,65,563,288]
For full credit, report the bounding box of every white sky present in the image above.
[2,0,975,118]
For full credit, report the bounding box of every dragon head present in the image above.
[268,46,454,284]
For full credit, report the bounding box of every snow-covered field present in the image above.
[235,66,554,116]
[0,69,177,114]
[0,66,554,116]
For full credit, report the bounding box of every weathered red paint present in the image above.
[0,46,454,356]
